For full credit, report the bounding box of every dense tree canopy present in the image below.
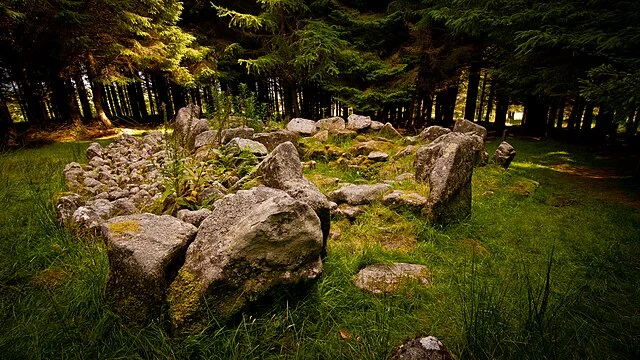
[1,0,639,147]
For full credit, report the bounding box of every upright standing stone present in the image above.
[101,214,197,323]
[493,141,516,168]
[453,119,487,140]
[414,133,476,225]
[257,142,331,247]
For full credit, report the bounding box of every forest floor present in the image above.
[0,126,639,359]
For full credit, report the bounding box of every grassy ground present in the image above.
[0,136,638,359]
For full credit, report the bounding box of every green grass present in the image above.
[1,137,639,359]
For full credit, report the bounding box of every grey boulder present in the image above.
[414,132,476,225]
[316,116,345,131]
[252,130,300,151]
[221,127,255,144]
[287,118,317,136]
[417,126,451,142]
[167,187,323,333]
[257,142,330,247]
[101,214,197,323]
[225,137,268,156]
[493,141,516,169]
[453,119,487,140]
[346,114,372,131]
[382,190,428,211]
[329,183,392,205]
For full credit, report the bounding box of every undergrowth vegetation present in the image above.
[0,137,639,359]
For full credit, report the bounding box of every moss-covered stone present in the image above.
[108,220,141,235]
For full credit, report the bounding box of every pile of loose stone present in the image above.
[55,106,516,341]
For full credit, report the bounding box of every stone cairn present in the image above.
[56,108,514,341]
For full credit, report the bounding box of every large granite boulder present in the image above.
[252,130,300,151]
[414,132,476,225]
[257,142,330,247]
[287,118,317,136]
[453,119,487,140]
[493,141,516,169]
[101,214,197,323]
[417,126,451,142]
[353,263,431,294]
[346,114,372,131]
[389,336,454,360]
[329,183,392,205]
[316,116,345,131]
[167,187,323,333]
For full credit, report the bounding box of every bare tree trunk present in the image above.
[464,66,480,121]
[74,74,93,123]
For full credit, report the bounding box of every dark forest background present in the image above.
[1,0,639,147]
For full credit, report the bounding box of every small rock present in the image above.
[177,208,212,227]
[368,151,389,162]
[394,173,414,182]
[380,122,402,138]
[329,183,392,205]
[394,145,417,159]
[382,190,427,211]
[86,142,104,160]
[225,137,268,156]
[346,114,372,131]
[334,204,364,222]
[312,129,329,142]
[493,141,516,169]
[353,263,431,294]
[287,118,318,136]
[111,198,137,216]
[389,336,454,360]
[370,121,384,130]
[55,193,82,226]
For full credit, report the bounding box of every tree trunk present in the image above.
[88,80,113,128]
[144,74,155,116]
[581,103,595,133]
[484,79,496,123]
[0,90,12,148]
[154,74,172,119]
[476,71,487,121]
[594,104,615,142]
[524,96,548,136]
[74,74,93,123]
[494,93,509,134]
[443,85,458,127]
[170,82,185,112]
[127,81,142,120]
[547,100,558,135]
[464,66,480,121]
[135,80,148,120]
[555,98,566,129]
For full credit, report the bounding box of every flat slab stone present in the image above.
[329,183,392,205]
[101,214,197,323]
[354,263,431,294]
[382,190,427,211]
[368,151,389,162]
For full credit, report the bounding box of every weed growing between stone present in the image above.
[0,137,639,359]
